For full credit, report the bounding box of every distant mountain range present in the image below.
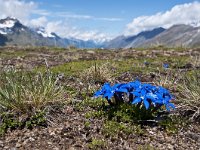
[0,17,102,48]
[105,27,165,48]
[106,24,200,48]
[1,17,200,48]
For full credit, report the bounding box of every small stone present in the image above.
[29,137,35,142]
[167,144,173,150]
[47,141,53,145]
[4,146,9,149]
[22,140,28,145]
[0,140,3,147]
[50,131,56,136]
[16,143,21,148]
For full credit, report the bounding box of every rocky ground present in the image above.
[0,104,199,150]
[0,46,200,150]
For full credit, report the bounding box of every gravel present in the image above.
[0,105,199,150]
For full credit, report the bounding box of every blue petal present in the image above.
[154,99,163,104]
[131,91,141,97]
[103,92,114,100]
[141,89,147,95]
[146,93,158,102]
[112,83,124,90]
[116,88,128,93]
[94,90,102,97]
[143,99,150,109]
[163,96,172,102]
[163,63,169,69]
[166,103,175,111]
[103,83,112,91]
[132,97,142,104]
[129,81,141,88]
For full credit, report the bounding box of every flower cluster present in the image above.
[94,80,175,111]
[163,63,169,69]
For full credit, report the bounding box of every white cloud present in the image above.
[0,0,112,42]
[30,16,48,27]
[29,16,112,42]
[96,17,123,21]
[71,30,111,43]
[55,12,92,19]
[0,0,36,21]
[32,9,51,16]
[126,1,200,35]
[43,21,111,42]
[55,12,122,21]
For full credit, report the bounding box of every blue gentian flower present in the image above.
[131,88,150,109]
[94,83,112,100]
[94,80,175,111]
[163,63,169,69]
[144,61,150,66]
[94,83,125,101]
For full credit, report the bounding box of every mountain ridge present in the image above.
[106,24,200,48]
[105,27,166,49]
[139,24,200,48]
[0,17,102,48]
[1,17,200,48]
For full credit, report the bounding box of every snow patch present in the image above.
[0,20,15,28]
[0,30,7,35]
[188,39,193,43]
[37,30,55,38]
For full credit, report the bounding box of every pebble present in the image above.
[15,143,21,148]
[29,137,35,142]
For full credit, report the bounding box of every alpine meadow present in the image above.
[0,0,200,149]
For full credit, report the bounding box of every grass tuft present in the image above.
[0,69,64,113]
[177,71,200,122]
[79,62,114,84]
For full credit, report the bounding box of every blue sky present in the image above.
[32,0,195,35]
[0,0,200,41]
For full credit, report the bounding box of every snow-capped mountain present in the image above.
[0,18,15,28]
[0,17,16,32]
[0,17,26,35]
[35,27,56,38]
[1,17,200,48]
[0,17,101,48]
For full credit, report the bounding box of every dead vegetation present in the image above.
[0,46,199,149]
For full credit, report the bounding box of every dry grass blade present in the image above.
[177,71,200,121]
[79,62,115,94]
[0,69,64,114]
[153,69,182,92]
[80,62,114,84]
